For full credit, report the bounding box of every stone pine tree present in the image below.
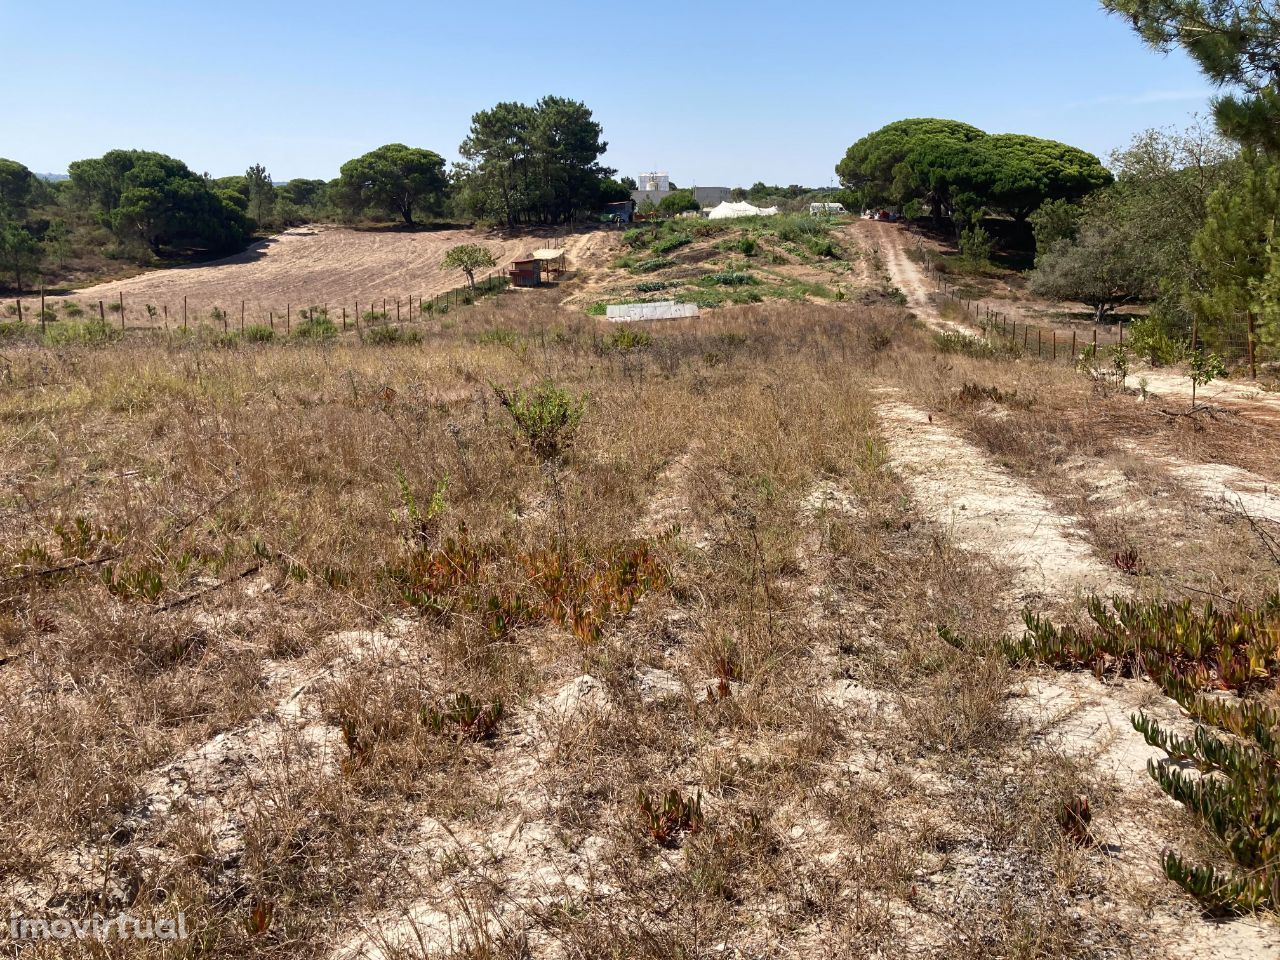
[1103,1,1280,153]
[245,164,275,227]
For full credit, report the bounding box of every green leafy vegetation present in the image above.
[493,382,586,460]
[1007,595,1280,913]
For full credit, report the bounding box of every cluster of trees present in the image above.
[0,94,623,292]
[452,96,626,226]
[1030,1,1280,362]
[836,119,1113,225]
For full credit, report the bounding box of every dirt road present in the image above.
[844,219,972,334]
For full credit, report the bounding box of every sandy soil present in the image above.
[876,393,1124,614]
[845,220,971,334]
[43,224,608,320]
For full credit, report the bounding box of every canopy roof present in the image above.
[706,201,779,220]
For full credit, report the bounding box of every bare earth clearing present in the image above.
[3,218,1280,958]
[46,224,605,319]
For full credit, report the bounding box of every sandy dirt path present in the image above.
[875,396,1280,958]
[876,394,1124,611]
[43,224,606,318]
[846,220,972,334]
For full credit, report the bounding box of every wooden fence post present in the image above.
[119,292,125,331]
[1071,331,1077,357]
[343,307,347,331]
[241,300,245,334]
[39,286,45,334]
[1037,328,1042,358]
[286,303,291,335]
[99,300,105,323]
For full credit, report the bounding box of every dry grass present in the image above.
[0,286,1275,958]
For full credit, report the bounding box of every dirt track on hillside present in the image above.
[47,225,606,317]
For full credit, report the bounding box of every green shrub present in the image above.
[623,227,654,249]
[0,321,32,342]
[675,289,724,308]
[959,225,994,267]
[737,236,758,256]
[1007,594,1280,914]
[212,332,240,349]
[651,235,691,255]
[365,324,421,345]
[606,328,653,351]
[361,310,388,323]
[632,257,675,274]
[586,302,608,316]
[807,237,840,259]
[703,271,757,287]
[493,382,586,460]
[63,301,84,318]
[243,324,275,343]
[1129,315,1188,366]
[635,280,676,293]
[293,316,338,340]
[774,215,825,244]
[43,320,121,346]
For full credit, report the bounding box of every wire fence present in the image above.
[2,269,513,340]
[908,234,1273,376]
[910,238,1128,364]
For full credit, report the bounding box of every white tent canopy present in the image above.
[706,201,779,220]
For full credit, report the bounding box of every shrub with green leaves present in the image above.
[1128,316,1187,366]
[243,324,275,343]
[635,280,676,293]
[631,257,675,274]
[606,328,653,352]
[1007,594,1280,913]
[43,320,121,346]
[586,302,608,316]
[651,234,691,255]
[703,271,757,287]
[365,324,421,345]
[493,382,586,460]
[293,315,338,340]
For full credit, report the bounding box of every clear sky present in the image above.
[6,0,1214,187]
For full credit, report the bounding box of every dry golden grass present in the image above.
[0,287,1275,958]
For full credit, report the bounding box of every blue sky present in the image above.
[6,0,1214,186]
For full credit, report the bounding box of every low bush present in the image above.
[651,234,691,256]
[365,324,421,346]
[43,320,121,346]
[493,381,586,460]
[243,324,275,343]
[1007,595,1280,914]
[293,316,338,341]
[703,271,757,287]
[631,257,675,274]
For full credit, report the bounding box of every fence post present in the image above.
[39,286,45,334]
[1248,312,1258,380]
[221,306,227,332]
[1071,331,1077,357]
[287,303,291,335]
[13,299,20,323]
[396,299,400,322]
[119,292,125,331]
[1023,326,1029,349]
[270,311,274,330]
[241,300,245,334]
[164,304,168,329]
[183,296,188,331]
[343,306,347,331]
[1092,328,1097,351]
[1037,328,1042,358]
[1052,331,1057,360]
